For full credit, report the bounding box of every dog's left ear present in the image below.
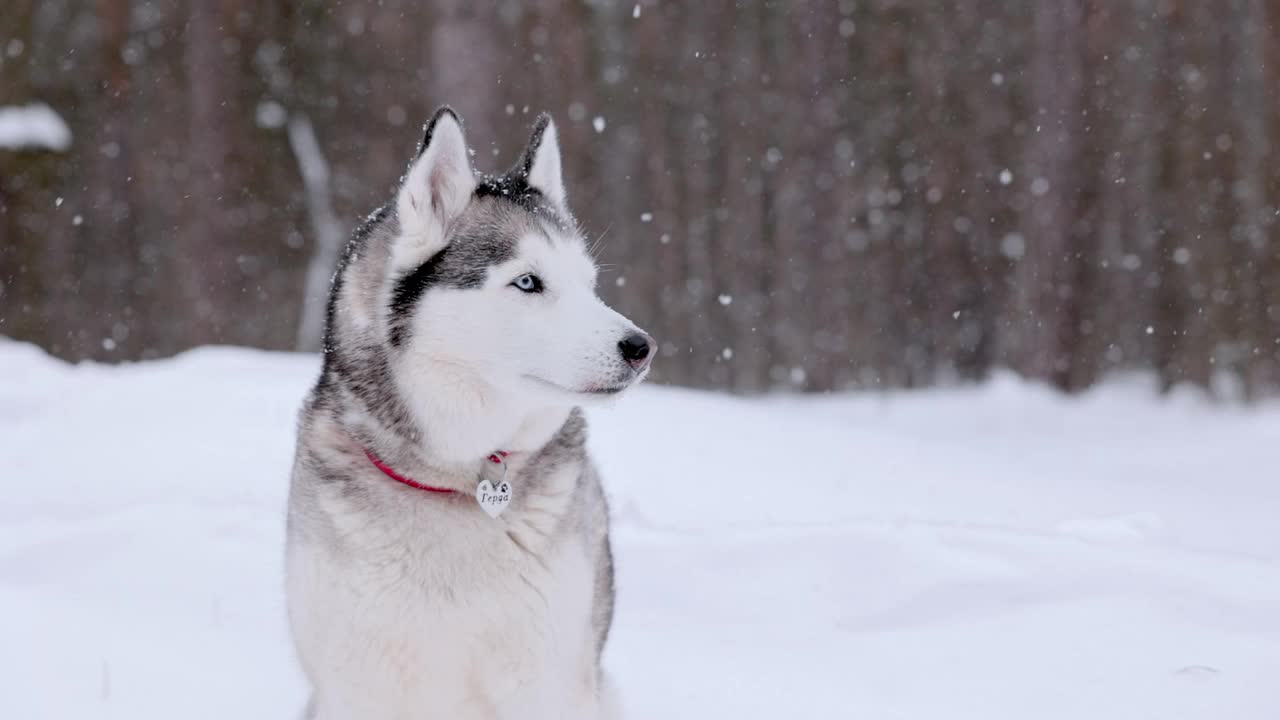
[397,107,475,258]
[520,114,567,209]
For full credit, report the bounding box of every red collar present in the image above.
[363,448,508,494]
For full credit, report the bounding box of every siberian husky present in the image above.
[286,107,653,719]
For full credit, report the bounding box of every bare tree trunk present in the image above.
[0,0,38,341]
[288,115,345,352]
[1007,0,1088,390]
[180,0,233,348]
[82,0,138,358]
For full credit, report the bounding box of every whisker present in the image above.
[588,224,612,260]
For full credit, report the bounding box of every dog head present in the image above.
[387,107,652,398]
[326,108,652,457]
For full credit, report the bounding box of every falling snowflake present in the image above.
[1000,233,1025,260]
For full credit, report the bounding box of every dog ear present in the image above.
[519,114,567,208]
[396,107,475,259]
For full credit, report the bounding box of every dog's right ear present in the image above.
[395,107,475,262]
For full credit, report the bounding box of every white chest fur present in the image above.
[287,466,607,720]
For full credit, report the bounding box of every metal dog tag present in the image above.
[475,456,511,518]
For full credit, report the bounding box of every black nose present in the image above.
[618,332,654,369]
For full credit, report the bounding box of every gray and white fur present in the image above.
[286,107,653,720]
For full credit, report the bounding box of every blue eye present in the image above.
[512,273,544,293]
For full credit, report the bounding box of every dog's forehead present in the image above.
[459,196,557,240]
[456,197,590,267]
[518,222,596,277]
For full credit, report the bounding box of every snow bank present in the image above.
[0,103,72,152]
[2,338,1278,719]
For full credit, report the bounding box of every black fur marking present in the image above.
[388,249,446,347]
[519,113,554,177]
[385,224,517,347]
[474,173,545,214]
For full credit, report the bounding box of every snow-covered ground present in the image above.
[2,338,1278,719]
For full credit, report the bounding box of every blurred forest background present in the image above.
[2,0,1279,397]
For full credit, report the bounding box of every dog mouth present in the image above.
[523,374,634,397]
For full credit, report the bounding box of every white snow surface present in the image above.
[0,103,72,152]
[2,339,1279,719]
